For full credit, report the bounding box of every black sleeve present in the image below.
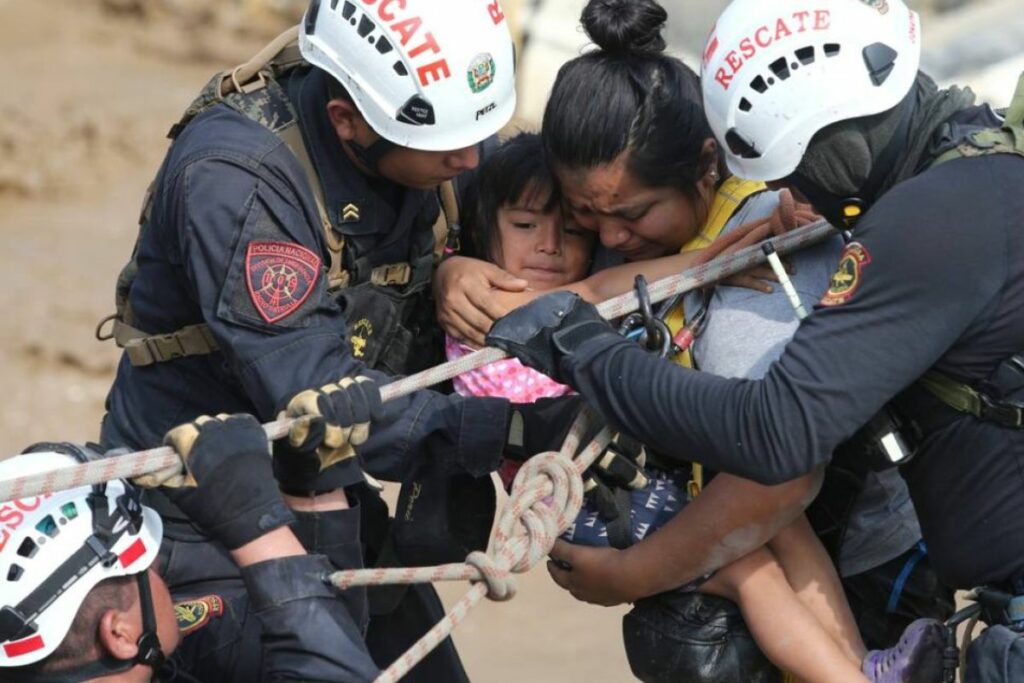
[242,555,379,683]
[172,156,507,479]
[563,170,1007,484]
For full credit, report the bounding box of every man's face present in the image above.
[376,145,480,190]
[326,98,480,190]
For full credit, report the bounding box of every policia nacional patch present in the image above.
[821,242,872,307]
[246,241,322,323]
[174,595,224,636]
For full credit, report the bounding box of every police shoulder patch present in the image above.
[246,241,322,323]
[175,595,224,636]
[821,242,872,307]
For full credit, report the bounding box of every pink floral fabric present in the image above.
[446,334,574,490]
[445,335,574,402]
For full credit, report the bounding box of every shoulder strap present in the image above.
[276,122,350,290]
[432,180,460,262]
[931,71,1024,169]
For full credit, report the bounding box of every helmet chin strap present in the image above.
[133,570,166,675]
[347,136,399,175]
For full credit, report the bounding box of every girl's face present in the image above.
[494,190,594,291]
[558,152,716,262]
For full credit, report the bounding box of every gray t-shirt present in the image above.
[685,190,921,577]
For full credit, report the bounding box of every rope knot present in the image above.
[465,551,517,601]
[483,451,585,576]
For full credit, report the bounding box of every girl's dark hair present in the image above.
[462,132,561,262]
[542,0,717,195]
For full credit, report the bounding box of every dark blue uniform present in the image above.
[102,67,506,480]
[101,66,508,681]
[171,554,381,682]
[560,106,1024,590]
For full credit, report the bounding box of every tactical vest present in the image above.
[97,27,457,377]
[908,71,1024,427]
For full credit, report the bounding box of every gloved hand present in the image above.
[147,414,294,550]
[504,395,584,462]
[278,376,382,486]
[588,433,649,491]
[485,291,616,384]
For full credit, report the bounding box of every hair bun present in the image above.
[581,0,668,56]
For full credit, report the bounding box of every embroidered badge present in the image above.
[341,202,361,224]
[350,318,373,359]
[246,241,321,323]
[466,53,496,94]
[821,242,872,307]
[174,595,224,636]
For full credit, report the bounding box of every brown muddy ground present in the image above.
[0,2,630,680]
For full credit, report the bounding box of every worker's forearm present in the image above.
[620,470,821,597]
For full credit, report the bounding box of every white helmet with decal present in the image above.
[701,0,922,181]
[300,0,517,152]
[0,447,162,668]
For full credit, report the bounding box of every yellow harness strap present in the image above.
[663,176,767,497]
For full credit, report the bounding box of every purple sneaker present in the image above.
[862,618,946,683]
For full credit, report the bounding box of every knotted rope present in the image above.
[325,408,612,683]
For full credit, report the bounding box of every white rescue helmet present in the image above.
[0,448,162,668]
[300,0,517,152]
[701,0,922,181]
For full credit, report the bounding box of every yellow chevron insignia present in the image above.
[341,203,361,223]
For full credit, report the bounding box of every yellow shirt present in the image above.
[664,176,767,368]
[659,176,766,497]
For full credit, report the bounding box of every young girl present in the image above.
[446,132,942,683]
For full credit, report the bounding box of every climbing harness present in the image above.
[617,275,675,359]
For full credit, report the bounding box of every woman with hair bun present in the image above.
[437,0,953,681]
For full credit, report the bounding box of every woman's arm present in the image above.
[572,250,707,302]
[547,468,823,606]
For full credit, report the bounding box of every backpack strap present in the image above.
[432,180,460,263]
[931,71,1024,169]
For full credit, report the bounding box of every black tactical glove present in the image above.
[275,376,383,495]
[149,414,294,550]
[589,433,649,491]
[486,291,617,384]
[504,395,585,462]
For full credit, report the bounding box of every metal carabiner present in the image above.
[634,275,657,339]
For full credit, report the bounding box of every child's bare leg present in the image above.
[768,515,867,664]
[701,548,869,683]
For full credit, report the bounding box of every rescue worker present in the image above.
[0,413,378,682]
[480,3,1024,678]
[96,1,574,679]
